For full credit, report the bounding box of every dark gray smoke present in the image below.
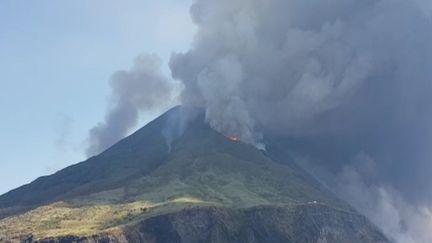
[86,54,174,157]
[169,0,432,242]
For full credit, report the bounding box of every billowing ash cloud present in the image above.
[170,0,376,143]
[169,0,432,242]
[86,54,174,157]
[334,158,432,243]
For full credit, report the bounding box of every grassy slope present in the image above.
[0,107,173,209]
[0,124,351,241]
[0,197,211,240]
[0,107,355,241]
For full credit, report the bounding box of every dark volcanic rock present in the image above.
[30,206,389,243]
[30,235,122,243]
[130,206,388,243]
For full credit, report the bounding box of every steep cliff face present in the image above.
[128,206,388,243]
[24,206,388,243]
[1,205,391,243]
[0,107,390,243]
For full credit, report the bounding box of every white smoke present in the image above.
[335,154,432,243]
[86,54,175,156]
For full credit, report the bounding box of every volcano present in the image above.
[0,107,389,243]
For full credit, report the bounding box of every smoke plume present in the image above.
[86,54,174,157]
[169,0,432,242]
[335,160,432,243]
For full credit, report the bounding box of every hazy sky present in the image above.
[0,0,194,194]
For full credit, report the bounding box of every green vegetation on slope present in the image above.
[0,107,366,242]
[0,197,209,240]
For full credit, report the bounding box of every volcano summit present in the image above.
[0,107,389,243]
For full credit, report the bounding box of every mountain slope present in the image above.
[0,106,389,243]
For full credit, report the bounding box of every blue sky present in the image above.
[0,0,195,194]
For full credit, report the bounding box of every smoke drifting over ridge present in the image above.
[82,0,432,241]
[86,54,174,157]
[169,0,432,242]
